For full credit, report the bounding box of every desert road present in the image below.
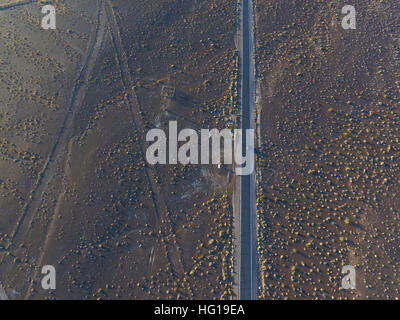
[239,0,257,300]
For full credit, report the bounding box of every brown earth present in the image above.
[0,0,238,299]
[255,0,400,299]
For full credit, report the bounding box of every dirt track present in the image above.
[0,0,33,11]
[0,0,107,298]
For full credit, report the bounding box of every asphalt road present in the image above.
[239,0,257,300]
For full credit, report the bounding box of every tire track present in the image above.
[22,0,107,299]
[105,1,185,277]
[0,0,33,11]
[11,0,105,249]
[0,0,106,299]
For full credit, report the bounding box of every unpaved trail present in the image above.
[11,0,106,249]
[21,0,107,299]
[0,0,106,299]
[105,0,185,277]
[0,0,33,11]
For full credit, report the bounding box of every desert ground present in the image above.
[255,0,400,299]
[0,0,238,299]
[1,0,400,301]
